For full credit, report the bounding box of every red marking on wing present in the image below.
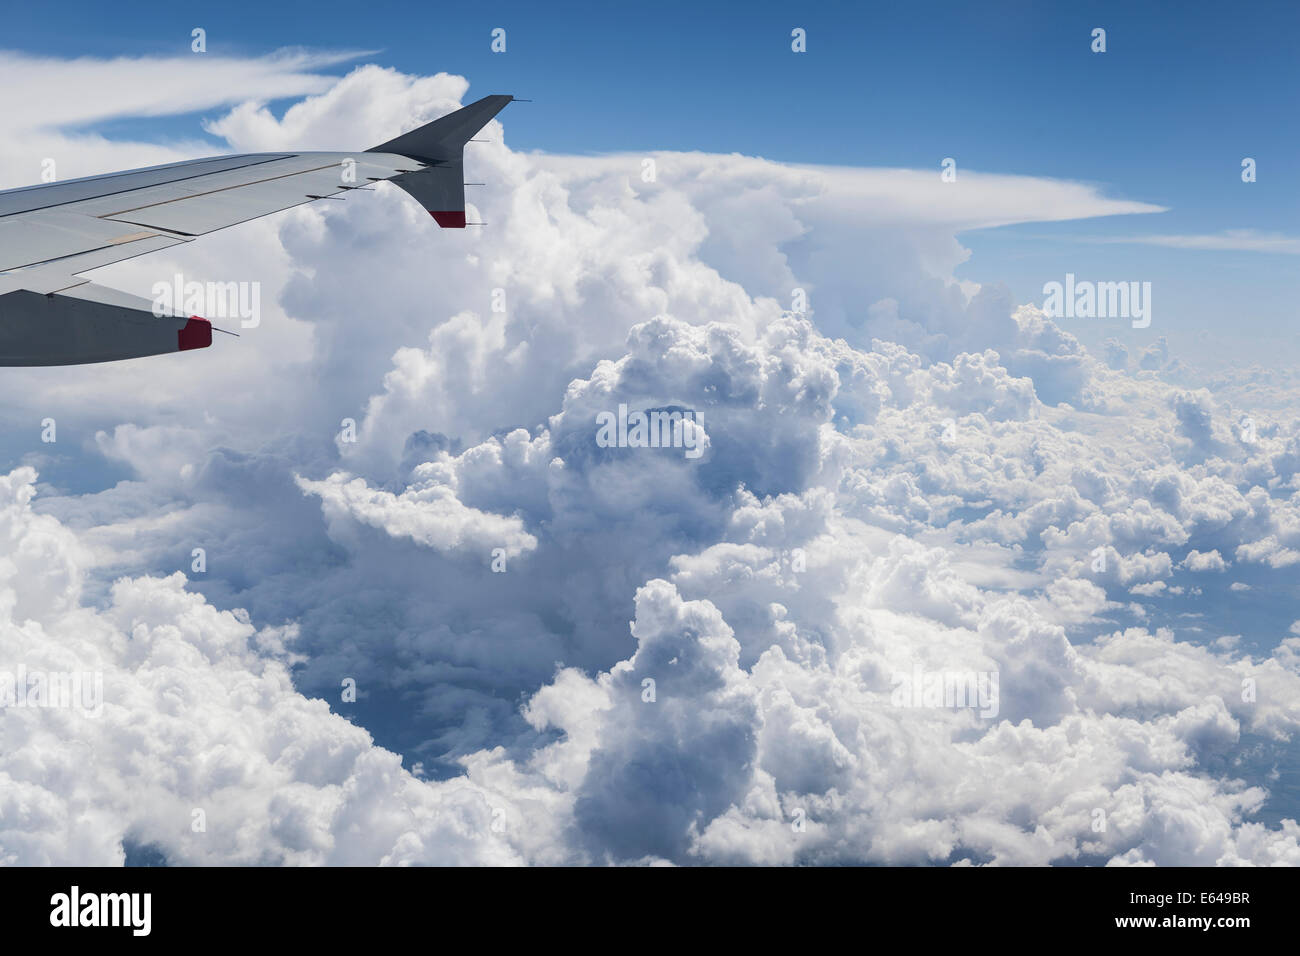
[430,210,467,228]
[178,317,212,351]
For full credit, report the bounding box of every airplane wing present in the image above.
[0,93,515,366]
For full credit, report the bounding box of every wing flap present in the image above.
[0,211,166,271]
[0,235,186,298]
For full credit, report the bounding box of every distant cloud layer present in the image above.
[1,56,1298,866]
[1102,230,1300,255]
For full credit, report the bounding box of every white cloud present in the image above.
[296,465,537,559]
[1182,549,1227,572]
[0,467,528,865]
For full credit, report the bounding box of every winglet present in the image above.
[367,95,515,228]
[367,94,515,163]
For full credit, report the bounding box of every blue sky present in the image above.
[8,0,1289,370]
[6,0,1295,176]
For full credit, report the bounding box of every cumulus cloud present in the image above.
[0,467,524,865]
[296,467,537,559]
[1183,549,1228,572]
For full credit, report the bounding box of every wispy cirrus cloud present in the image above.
[1101,229,1300,255]
[0,47,375,188]
[0,47,373,129]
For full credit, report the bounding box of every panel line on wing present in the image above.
[0,154,295,219]
[96,161,347,217]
